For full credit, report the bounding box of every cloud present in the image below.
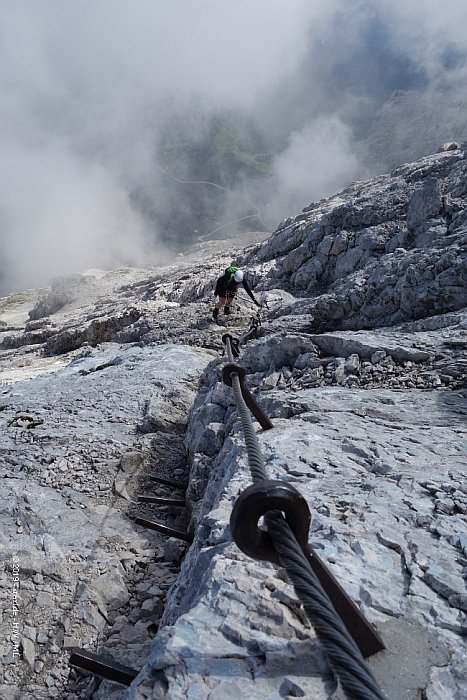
[0,0,319,294]
[1,0,466,294]
[270,118,365,219]
[379,0,467,84]
[0,139,161,292]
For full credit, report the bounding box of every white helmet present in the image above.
[234,269,244,282]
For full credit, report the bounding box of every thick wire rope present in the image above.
[225,336,235,364]
[226,337,269,482]
[225,337,386,700]
[266,513,386,700]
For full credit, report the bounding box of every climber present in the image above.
[212,266,261,321]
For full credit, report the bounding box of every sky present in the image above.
[1,0,466,295]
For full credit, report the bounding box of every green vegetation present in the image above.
[213,126,272,174]
[159,111,273,183]
[150,110,273,248]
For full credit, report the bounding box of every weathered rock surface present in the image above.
[245,143,466,332]
[0,341,213,699]
[128,331,466,699]
[0,150,466,699]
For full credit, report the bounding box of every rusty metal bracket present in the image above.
[69,647,139,686]
[134,516,193,542]
[149,475,188,490]
[222,363,274,430]
[138,495,186,506]
[239,313,262,345]
[230,480,385,658]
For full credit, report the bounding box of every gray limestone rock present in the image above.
[28,274,95,321]
[44,308,142,355]
[240,334,319,374]
[0,685,21,700]
[344,353,360,373]
[21,638,35,668]
[407,178,442,230]
[163,538,188,563]
[310,331,432,363]
[93,571,131,611]
[1,147,466,700]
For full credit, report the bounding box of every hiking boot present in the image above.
[223,306,231,315]
[212,308,219,321]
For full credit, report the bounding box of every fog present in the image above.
[1,0,466,295]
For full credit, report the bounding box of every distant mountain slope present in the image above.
[362,89,467,173]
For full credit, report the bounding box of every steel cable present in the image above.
[231,372,269,482]
[225,337,235,363]
[266,513,386,700]
[226,337,269,482]
[224,337,386,700]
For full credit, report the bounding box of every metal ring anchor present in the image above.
[230,480,311,566]
[221,363,273,430]
[230,480,386,658]
[221,362,246,386]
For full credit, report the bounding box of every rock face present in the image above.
[245,144,466,333]
[0,343,213,700]
[0,150,466,699]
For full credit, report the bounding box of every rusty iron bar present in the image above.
[221,335,273,429]
[134,516,193,542]
[240,384,274,431]
[69,648,139,686]
[238,314,262,346]
[221,326,385,697]
[138,495,186,506]
[222,363,273,430]
[149,475,188,490]
[301,545,385,658]
[230,480,385,659]
[239,327,259,345]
